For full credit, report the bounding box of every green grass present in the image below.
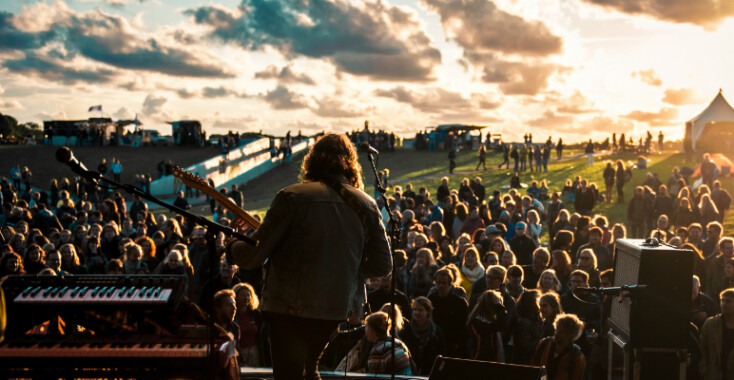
[231,147,734,236]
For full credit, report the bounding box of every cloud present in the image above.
[0,99,23,110]
[632,69,662,86]
[310,95,371,118]
[142,94,167,115]
[527,110,575,128]
[35,111,68,121]
[175,88,197,99]
[287,119,324,133]
[0,4,234,83]
[468,53,564,95]
[471,93,502,110]
[2,52,118,84]
[579,0,734,29]
[187,0,441,81]
[263,85,309,110]
[622,106,679,126]
[374,86,477,114]
[420,0,562,57]
[202,86,249,98]
[211,114,264,130]
[0,11,52,51]
[579,116,635,134]
[552,90,599,114]
[662,88,705,105]
[254,65,316,85]
[113,106,135,119]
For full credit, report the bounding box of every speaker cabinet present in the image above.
[609,239,693,349]
[429,356,546,380]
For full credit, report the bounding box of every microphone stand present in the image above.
[364,151,399,380]
[76,170,255,244]
[60,165,255,379]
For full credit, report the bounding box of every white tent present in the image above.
[686,89,734,149]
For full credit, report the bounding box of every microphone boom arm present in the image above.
[56,147,254,245]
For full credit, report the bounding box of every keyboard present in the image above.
[2,274,185,309]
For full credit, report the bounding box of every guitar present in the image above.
[171,167,260,233]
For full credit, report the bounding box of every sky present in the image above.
[0,0,732,142]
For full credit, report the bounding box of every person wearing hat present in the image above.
[509,222,538,266]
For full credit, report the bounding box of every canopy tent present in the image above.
[434,124,487,133]
[686,90,734,150]
[690,153,733,177]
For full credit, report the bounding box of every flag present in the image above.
[88,105,102,112]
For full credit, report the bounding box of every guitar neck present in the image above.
[172,168,260,229]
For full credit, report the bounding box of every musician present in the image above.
[227,133,392,379]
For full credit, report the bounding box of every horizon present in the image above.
[0,0,732,143]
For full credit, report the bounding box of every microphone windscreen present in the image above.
[55,147,73,163]
[358,142,371,153]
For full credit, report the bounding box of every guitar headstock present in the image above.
[172,166,208,188]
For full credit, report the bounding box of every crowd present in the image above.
[334,149,731,378]
[1,141,733,379]
[497,137,561,174]
[348,121,398,153]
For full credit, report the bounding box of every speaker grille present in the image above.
[609,242,641,336]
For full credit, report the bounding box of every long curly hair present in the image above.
[301,133,363,190]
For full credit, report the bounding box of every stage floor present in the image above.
[240,367,428,379]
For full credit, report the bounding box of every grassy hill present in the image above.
[240,148,734,235]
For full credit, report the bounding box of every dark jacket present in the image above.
[429,292,469,358]
[513,315,544,364]
[368,287,411,321]
[576,242,613,271]
[627,196,649,222]
[437,184,450,203]
[32,208,62,236]
[468,304,508,362]
[399,321,446,375]
[228,179,392,320]
[653,193,674,219]
[509,235,538,266]
[574,189,595,214]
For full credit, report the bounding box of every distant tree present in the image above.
[18,122,43,139]
[0,114,43,140]
[0,113,18,137]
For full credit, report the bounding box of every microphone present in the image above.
[574,285,647,296]
[55,147,99,185]
[359,142,379,155]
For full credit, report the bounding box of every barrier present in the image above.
[149,138,311,196]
